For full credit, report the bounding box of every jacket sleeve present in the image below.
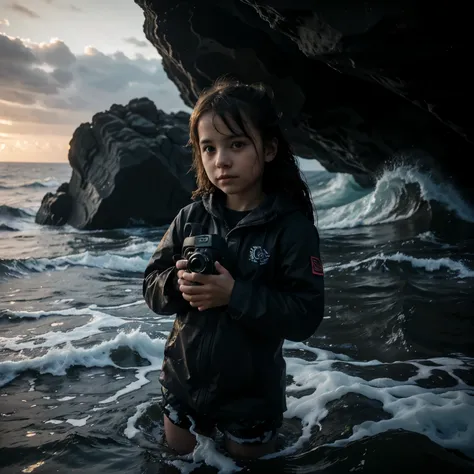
[227,216,324,342]
[142,209,190,315]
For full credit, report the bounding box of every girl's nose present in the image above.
[216,150,231,168]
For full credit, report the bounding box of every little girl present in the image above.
[143,78,325,459]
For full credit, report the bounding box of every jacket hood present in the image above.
[201,191,300,226]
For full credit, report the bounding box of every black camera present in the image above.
[182,234,227,274]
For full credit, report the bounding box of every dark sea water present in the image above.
[1,161,473,474]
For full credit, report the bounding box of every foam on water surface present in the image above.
[325,252,474,279]
[318,166,474,229]
[1,302,472,472]
[1,163,474,473]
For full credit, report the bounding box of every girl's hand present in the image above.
[175,259,190,284]
[178,261,235,311]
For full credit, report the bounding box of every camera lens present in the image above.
[187,253,209,273]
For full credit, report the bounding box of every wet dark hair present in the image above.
[188,77,315,223]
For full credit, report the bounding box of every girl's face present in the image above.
[197,111,277,210]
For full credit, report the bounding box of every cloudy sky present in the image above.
[0,0,190,163]
[0,0,322,170]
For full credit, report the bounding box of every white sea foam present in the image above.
[0,306,128,350]
[317,166,474,229]
[279,349,474,457]
[2,164,473,472]
[66,416,91,427]
[89,301,144,311]
[4,240,157,275]
[0,329,167,398]
[124,400,154,438]
[45,419,63,425]
[0,318,472,467]
[9,251,149,274]
[310,173,369,210]
[325,252,474,279]
[57,396,76,401]
[118,338,474,470]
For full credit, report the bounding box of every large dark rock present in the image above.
[35,183,72,226]
[135,0,473,198]
[36,98,195,230]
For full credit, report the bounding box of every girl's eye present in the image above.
[231,141,245,149]
[202,145,215,153]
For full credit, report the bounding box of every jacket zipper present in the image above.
[197,219,235,411]
[196,216,271,411]
[195,315,216,412]
[202,320,216,412]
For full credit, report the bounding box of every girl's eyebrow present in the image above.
[199,134,246,145]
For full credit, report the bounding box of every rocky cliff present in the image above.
[135,0,472,196]
[35,98,195,229]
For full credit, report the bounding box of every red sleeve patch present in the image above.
[310,256,324,276]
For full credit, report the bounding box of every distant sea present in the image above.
[1,161,473,473]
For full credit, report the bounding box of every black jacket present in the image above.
[143,192,324,421]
